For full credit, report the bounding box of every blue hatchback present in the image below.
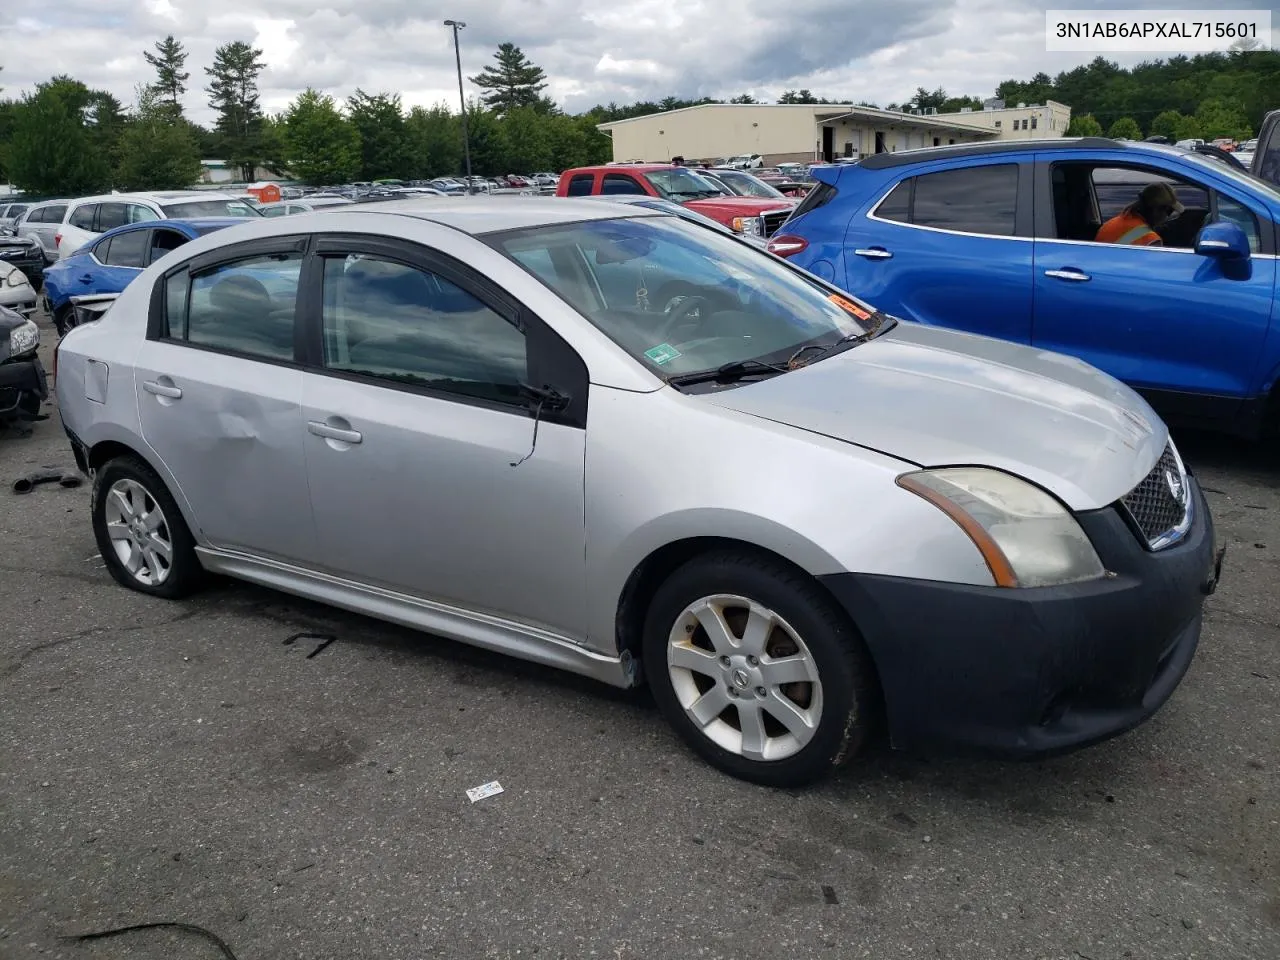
[43,218,240,334]
[771,138,1280,439]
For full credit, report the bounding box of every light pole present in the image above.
[444,19,472,183]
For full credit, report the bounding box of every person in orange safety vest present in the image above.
[1095,182,1184,246]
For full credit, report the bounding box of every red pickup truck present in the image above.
[556,164,795,238]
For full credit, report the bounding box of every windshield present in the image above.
[711,170,786,199]
[1181,152,1280,201]
[493,216,876,380]
[161,198,262,218]
[646,168,726,200]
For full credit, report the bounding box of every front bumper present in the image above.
[0,354,49,414]
[0,287,37,317]
[820,478,1219,759]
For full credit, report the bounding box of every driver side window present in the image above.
[1048,163,1209,250]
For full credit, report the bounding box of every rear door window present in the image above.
[97,202,130,232]
[43,205,67,224]
[101,229,149,268]
[910,165,1018,236]
[70,204,98,230]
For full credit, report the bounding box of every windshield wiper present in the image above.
[786,313,895,368]
[667,358,790,387]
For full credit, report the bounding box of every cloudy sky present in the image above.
[2,0,1276,123]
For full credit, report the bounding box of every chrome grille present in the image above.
[760,208,791,237]
[1120,443,1190,550]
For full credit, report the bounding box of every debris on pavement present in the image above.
[466,780,504,803]
[12,466,82,494]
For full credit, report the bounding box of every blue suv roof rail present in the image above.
[857,137,1122,170]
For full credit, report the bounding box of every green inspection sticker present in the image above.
[644,343,682,365]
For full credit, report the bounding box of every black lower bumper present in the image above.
[820,479,1219,759]
[0,355,49,415]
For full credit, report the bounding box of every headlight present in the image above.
[4,269,27,287]
[731,215,764,237]
[897,467,1105,588]
[8,318,39,355]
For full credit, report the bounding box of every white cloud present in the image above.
[0,0,1274,122]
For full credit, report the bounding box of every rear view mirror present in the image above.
[593,234,655,265]
[1194,221,1250,260]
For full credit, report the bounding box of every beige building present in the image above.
[597,100,1072,165]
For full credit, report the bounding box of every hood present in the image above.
[698,322,1166,510]
[684,196,796,216]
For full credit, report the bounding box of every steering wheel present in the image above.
[657,295,709,342]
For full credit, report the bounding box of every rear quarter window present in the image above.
[566,174,595,196]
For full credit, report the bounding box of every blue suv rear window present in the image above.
[875,164,1018,237]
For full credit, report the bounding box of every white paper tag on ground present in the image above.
[466,780,504,803]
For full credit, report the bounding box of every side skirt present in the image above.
[195,546,639,689]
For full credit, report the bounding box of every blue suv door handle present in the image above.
[854,247,893,260]
[1044,268,1091,282]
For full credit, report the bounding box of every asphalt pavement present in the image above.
[1,312,1277,960]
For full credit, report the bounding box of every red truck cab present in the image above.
[556,164,795,238]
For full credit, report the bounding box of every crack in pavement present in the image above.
[1,607,204,680]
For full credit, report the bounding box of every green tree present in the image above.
[346,89,408,180]
[205,40,267,180]
[1107,116,1142,139]
[282,88,361,184]
[7,78,111,194]
[469,43,548,116]
[501,106,551,173]
[1067,113,1103,136]
[144,35,189,118]
[778,89,820,104]
[464,103,508,176]
[1194,97,1252,140]
[114,85,201,190]
[404,104,460,179]
[729,93,757,104]
[1150,109,1187,139]
[1172,114,1203,141]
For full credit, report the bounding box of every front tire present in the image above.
[642,550,877,787]
[91,456,203,599]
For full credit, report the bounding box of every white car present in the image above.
[14,200,71,262]
[51,192,263,261]
[0,260,37,316]
[726,154,764,169]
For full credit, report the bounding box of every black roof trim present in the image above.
[855,137,1122,170]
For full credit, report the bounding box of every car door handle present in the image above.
[307,420,363,444]
[78,274,94,283]
[853,247,893,260]
[142,380,182,399]
[1044,268,1091,282]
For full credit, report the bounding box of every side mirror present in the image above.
[1194,221,1251,260]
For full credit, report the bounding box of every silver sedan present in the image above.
[54,198,1219,785]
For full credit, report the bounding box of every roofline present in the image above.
[595,99,1072,131]
[852,137,1123,169]
[819,108,996,134]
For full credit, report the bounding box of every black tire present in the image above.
[642,550,877,787]
[91,455,203,599]
[52,305,72,337]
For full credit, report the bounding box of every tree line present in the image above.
[2,42,1277,196]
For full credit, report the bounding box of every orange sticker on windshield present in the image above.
[828,293,872,320]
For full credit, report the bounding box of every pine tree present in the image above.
[144,35,189,116]
[469,43,547,116]
[205,41,267,180]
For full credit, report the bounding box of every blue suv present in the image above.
[42,218,239,335]
[771,138,1280,439]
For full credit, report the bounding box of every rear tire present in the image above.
[52,305,72,337]
[91,455,203,599]
[642,550,877,787]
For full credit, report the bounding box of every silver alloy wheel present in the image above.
[103,478,174,586]
[667,594,824,762]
